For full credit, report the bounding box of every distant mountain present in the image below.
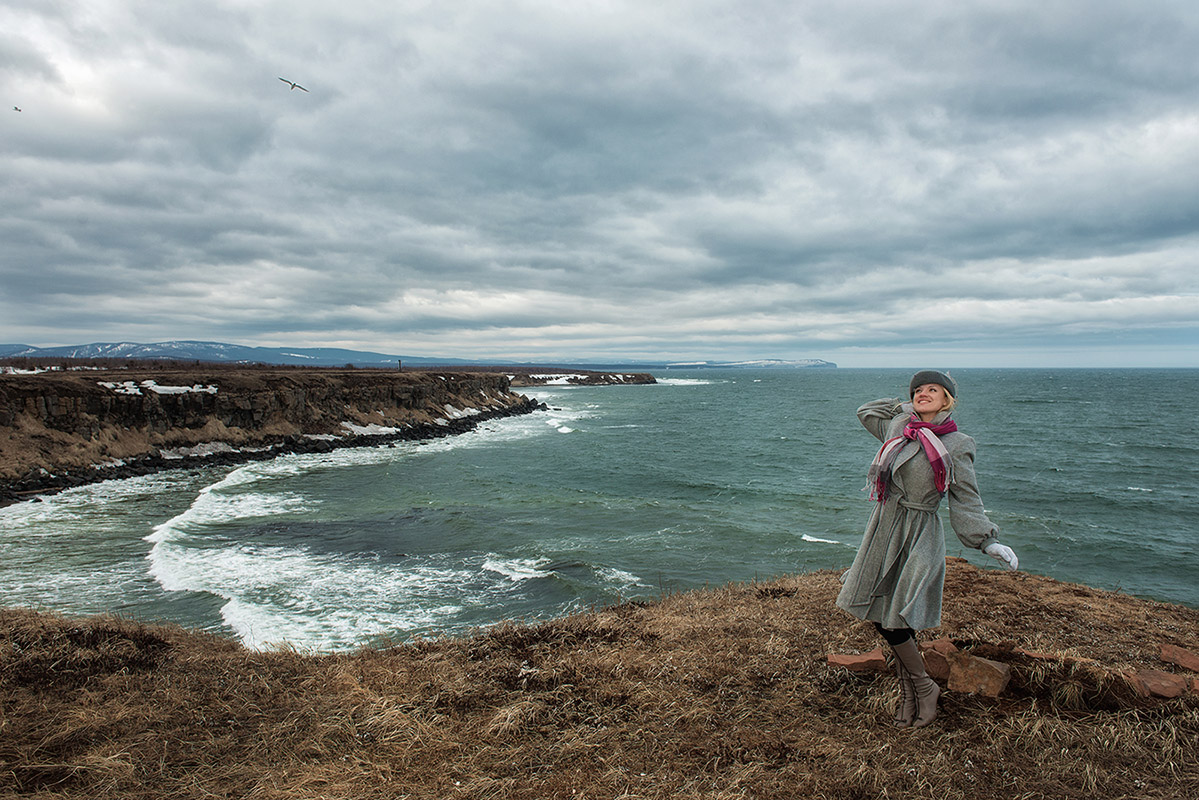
[0,341,440,367]
[0,341,835,369]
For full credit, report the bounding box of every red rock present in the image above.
[1160,643,1199,673]
[827,647,888,673]
[920,639,957,682]
[1190,678,1199,695]
[1120,670,1150,698]
[946,652,1011,697]
[1135,669,1187,699]
[923,638,958,656]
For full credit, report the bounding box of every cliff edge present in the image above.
[0,367,540,501]
[1,560,1196,799]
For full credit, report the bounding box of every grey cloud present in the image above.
[1,0,1197,365]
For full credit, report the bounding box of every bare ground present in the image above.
[2,560,1196,800]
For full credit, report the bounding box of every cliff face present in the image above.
[0,368,538,489]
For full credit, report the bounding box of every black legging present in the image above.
[874,622,915,647]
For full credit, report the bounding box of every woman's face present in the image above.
[912,383,952,420]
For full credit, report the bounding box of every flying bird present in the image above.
[278,77,308,92]
[12,106,20,112]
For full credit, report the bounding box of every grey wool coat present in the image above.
[835,398,1000,631]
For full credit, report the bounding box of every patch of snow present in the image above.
[159,442,239,460]
[99,380,217,395]
[98,381,144,395]
[341,421,401,435]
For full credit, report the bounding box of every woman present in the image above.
[835,369,1018,728]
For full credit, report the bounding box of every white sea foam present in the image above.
[0,471,191,528]
[1126,487,1154,492]
[654,377,715,386]
[483,556,552,582]
[0,556,141,610]
[146,484,308,552]
[193,546,475,650]
[196,418,521,486]
[557,426,575,433]
[144,485,490,650]
[596,566,643,586]
[801,533,851,547]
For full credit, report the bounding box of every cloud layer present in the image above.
[3,0,1197,366]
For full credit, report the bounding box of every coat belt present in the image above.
[897,498,939,512]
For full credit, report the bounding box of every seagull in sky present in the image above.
[278,77,308,92]
[12,106,20,112]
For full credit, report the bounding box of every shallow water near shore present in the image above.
[2,368,1196,651]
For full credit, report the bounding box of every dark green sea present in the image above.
[2,368,1194,651]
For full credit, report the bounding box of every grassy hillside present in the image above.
[2,560,1196,799]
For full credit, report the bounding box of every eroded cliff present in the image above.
[0,368,540,499]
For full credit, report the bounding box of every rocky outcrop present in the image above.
[0,368,542,502]
[827,636,1199,703]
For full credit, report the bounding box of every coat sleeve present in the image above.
[946,436,1000,552]
[856,397,908,442]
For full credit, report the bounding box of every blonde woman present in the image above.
[836,370,1018,728]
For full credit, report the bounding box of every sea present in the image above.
[1,368,1195,652]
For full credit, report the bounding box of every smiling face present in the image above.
[911,382,953,421]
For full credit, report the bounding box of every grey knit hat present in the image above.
[909,369,958,399]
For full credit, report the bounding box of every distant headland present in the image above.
[0,341,835,371]
[0,362,651,506]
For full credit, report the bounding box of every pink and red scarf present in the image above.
[867,416,957,502]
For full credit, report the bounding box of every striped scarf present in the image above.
[867,417,958,502]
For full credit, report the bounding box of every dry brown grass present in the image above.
[3,560,1197,799]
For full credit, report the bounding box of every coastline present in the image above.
[0,398,542,507]
[0,367,547,506]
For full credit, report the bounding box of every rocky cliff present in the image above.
[0,368,540,500]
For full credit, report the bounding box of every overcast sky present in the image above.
[2,1,1197,367]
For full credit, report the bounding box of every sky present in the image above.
[2,1,1198,368]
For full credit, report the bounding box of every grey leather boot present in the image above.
[892,658,916,727]
[891,638,941,728]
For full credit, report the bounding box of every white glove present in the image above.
[984,542,1019,571]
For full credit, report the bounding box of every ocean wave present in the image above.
[654,378,716,386]
[213,550,475,651]
[148,535,483,650]
[482,556,553,582]
[146,488,309,544]
[801,533,851,547]
[596,566,643,586]
[0,471,185,528]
